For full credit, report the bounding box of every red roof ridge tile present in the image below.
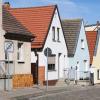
[5,4,56,10]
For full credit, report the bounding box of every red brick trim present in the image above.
[38,66,45,85]
[43,80,58,86]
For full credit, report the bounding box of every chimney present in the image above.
[3,2,10,9]
[97,21,100,30]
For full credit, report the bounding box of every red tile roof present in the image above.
[86,31,97,64]
[3,5,56,48]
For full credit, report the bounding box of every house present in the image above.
[1,3,34,90]
[85,21,100,31]
[30,5,68,85]
[86,28,100,84]
[62,19,90,81]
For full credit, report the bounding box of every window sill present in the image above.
[81,48,85,50]
[57,40,61,43]
[18,61,25,64]
[52,39,56,42]
[48,70,56,72]
[5,60,13,63]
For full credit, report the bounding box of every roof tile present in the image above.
[86,31,97,64]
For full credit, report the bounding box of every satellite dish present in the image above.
[44,47,52,57]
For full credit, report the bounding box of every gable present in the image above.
[43,8,68,54]
[86,31,97,64]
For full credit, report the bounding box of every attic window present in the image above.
[57,28,60,42]
[52,26,56,41]
[81,39,85,49]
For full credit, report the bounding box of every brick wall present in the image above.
[43,80,58,86]
[12,74,33,88]
[38,66,45,85]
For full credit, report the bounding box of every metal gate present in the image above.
[64,68,91,85]
[64,68,76,84]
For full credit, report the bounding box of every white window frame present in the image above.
[52,26,56,41]
[5,41,14,61]
[17,42,24,62]
[57,27,60,42]
[48,56,56,71]
[84,60,88,71]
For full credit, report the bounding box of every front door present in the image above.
[31,63,38,84]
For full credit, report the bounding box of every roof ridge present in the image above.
[62,18,82,21]
[6,4,56,10]
[85,24,98,27]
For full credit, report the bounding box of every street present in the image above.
[30,85,100,100]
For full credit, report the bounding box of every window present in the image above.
[76,61,79,70]
[84,60,88,71]
[81,39,85,49]
[17,42,24,62]
[97,70,100,80]
[48,56,55,71]
[5,41,14,61]
[57,28,60,42]
[52,27,55,41]
[48,64,55,71]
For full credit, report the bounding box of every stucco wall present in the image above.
[0,0,5,61]
[68,21,90,78]
[6,39,31,74]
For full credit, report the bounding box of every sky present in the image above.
[3,0,100,25]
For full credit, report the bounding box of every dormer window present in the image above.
[81,39,85,49]
[52,26,55,41]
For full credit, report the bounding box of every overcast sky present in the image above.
[3,0,100,25]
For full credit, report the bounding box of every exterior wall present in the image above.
[31,8,68,84]
[13,74,33,88]
[92,30,100,84]
[5,39,33,88]
[5,39,31,74]
[38,66,45,85]
[69,21,90,79]
[42,9,68,81]
[0,0,5,60]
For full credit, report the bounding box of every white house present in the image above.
[62,19,90,81]
[30,5,68,85]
